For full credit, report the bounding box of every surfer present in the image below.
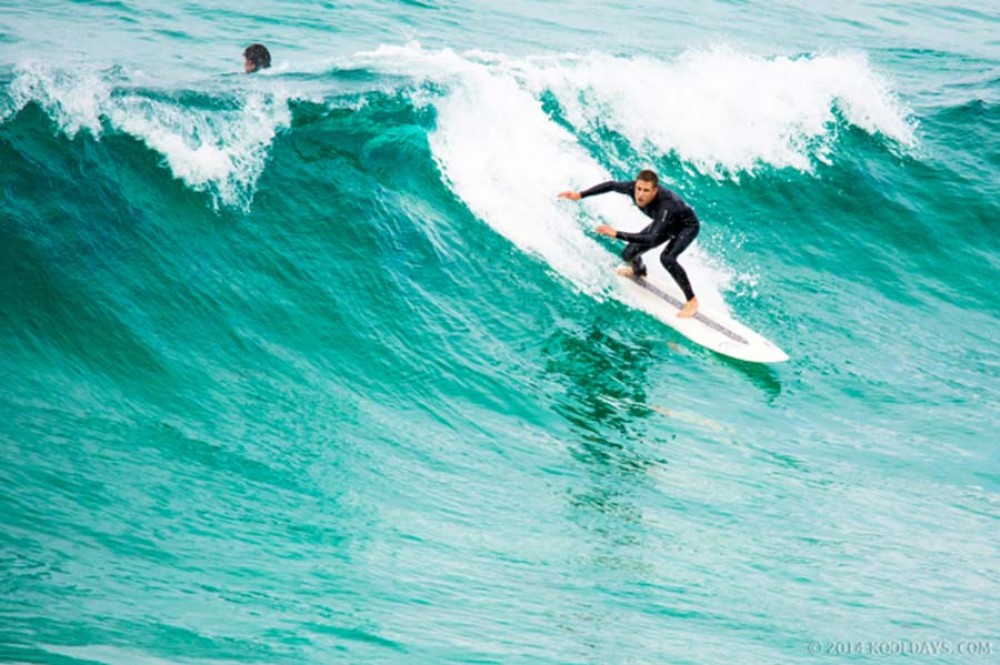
[243,44,272,73]
[559,170,700,318]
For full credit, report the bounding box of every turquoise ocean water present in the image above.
[2,1,999,663]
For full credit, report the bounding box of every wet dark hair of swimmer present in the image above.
[244,44,271,73]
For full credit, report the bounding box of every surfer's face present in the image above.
[634,180,656,207]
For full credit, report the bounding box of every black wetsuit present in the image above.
[580,180,700,301]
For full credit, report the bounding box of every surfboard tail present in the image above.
[620,274,789,364]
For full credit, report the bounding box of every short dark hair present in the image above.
[637,169,659,186]
[244,43,271,71]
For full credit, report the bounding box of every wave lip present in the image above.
[3,62,291,210]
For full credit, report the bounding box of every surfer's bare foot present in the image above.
[615,265,635,277]
[677,297,699,318]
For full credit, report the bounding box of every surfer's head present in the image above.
[634,169,659,207]
[243,44,271,73]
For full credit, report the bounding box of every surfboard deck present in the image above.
[617,271,789,364]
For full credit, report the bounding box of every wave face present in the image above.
[2,2,999,664]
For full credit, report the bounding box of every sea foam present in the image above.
[515,46,916,176]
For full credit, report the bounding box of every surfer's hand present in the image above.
[558,191,582,201]
[595,225,617,237]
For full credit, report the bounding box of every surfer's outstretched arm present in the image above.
[580,180,634,198]
[558,180,634,201]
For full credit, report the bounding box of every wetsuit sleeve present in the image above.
[614,211,671,244]
[579,180,634,198]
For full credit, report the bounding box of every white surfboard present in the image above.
[617,271,789,364]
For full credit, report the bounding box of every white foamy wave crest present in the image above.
[5,62,110,136]
[107,91,290,210]
[355,43,734,311]
[4,62,290,209]
[516,47,915,175]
